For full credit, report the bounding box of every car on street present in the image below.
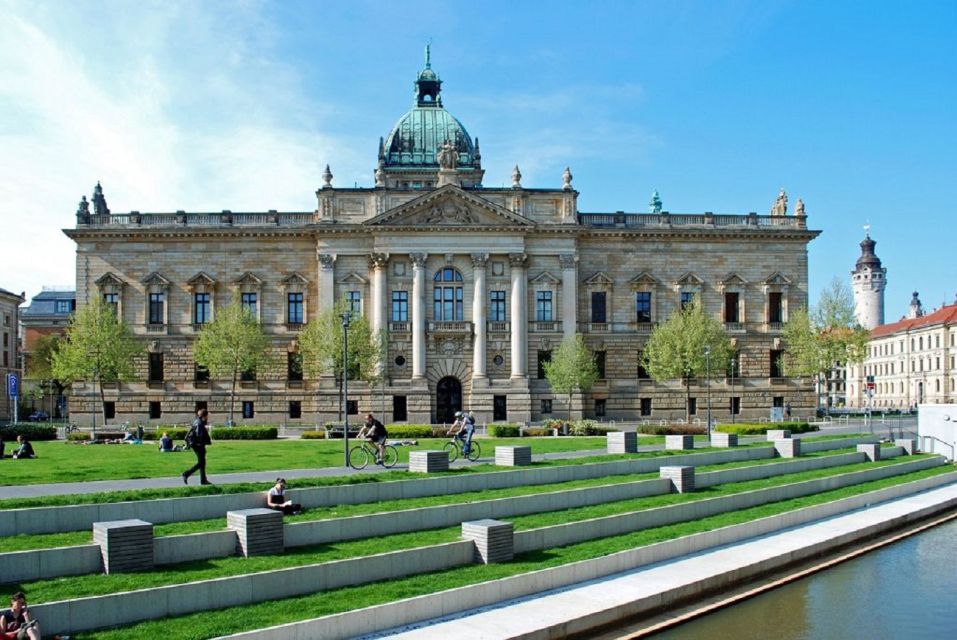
[27,410,50,422]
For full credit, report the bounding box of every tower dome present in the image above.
[851,227,886,330]
[378,46,484,189]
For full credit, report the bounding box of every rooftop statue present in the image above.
[650,190,662,214]
[512,165,522,188]
[795,198,805,217]
[76,195,90,221]
[437,139,458,170]
[562,166,573,191]
[770,187,788,216]
[91,181,110,216]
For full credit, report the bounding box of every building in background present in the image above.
[0,287,25,422]
[63,52,820,426]
[851,229,886,330]
[20,287,76,419]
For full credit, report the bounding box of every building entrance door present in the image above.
[436,377,462,424]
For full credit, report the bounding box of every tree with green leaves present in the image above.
[193,298,271,426]
[25,333,67,419]
[783,278,869,412]
[642,300,732,421]
[543,333,599,422]
[298,298,385,418]
[52,297,142,429]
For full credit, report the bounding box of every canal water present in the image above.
[649,517,957,640]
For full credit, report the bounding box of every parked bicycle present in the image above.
[444,436,481,462]
[349,440,398,470]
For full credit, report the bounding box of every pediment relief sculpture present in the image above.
[420,201,476,225]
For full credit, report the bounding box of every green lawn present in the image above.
[74,464,952,640]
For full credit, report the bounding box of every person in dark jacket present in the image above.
[11,437,35,460]
[182,409,212,485]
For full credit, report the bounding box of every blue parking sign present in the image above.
[7,373,18,399]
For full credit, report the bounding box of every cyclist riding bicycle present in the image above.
[356,413,388,463]
[448,410,475,457]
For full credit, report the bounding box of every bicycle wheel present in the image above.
[466,440,481,462]
[349,445,370,470]
[443,440,459,463]
[381,445,399,468]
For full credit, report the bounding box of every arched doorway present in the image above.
[436,377,462,424]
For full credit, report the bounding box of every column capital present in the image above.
[558,253,578,269]
[508,253,527,267]
[317,253,336,270]
[410,252,429,268]
[369,252,390,269]
[470,253,489,268]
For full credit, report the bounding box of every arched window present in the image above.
[433,267,464,321]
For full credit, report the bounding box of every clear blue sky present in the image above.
[2,0,954,320]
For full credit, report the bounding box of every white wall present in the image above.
[918,404,957,460]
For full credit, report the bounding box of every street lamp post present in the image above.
[341,312,351,468]
[730,357,736,424]
[704,345,712,437]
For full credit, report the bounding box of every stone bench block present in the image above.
[774,438,801,458]
[227,508,284,557]
[895,438,918,455]
[462,519,514,563]
[660,466,695,493]
[409,450,450,473]
[495,446,532,467]
[767,430,791,440]
[665,435,694,451]
[93,519,154,574]
[710,433,738,448]
[857,443,881,462]
[607,432,638,454]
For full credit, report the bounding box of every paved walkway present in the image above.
[373,482,957,639]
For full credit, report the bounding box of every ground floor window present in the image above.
[242,401,255,419]
[687,397,697,416]
[730,396,740,415]
[594,398,606,417]
[640,398,652,416]
[493,395,507,421]
[103,401,115,420]
[347,400,358,415]
[149,401,161,419]
[195,400,207,413]
[393,395,407,422]
[289,401,301,419]
[541,399,552,414]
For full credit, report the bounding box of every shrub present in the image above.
[322,423,360,439]
[67,431,91,442]
[488,424,521,437]
[543,419,570,434]
[432,427,451,438]
[142,428,189,441]
[636,424,707,436]
[385,425,433,438]
[522,427,552,437]
[300,430,326,440]
[569,420,618,436]
[210,426,278,440]
[715,421,818,435]
[0,425,58,441]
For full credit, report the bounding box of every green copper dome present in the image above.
[381,46,480,170]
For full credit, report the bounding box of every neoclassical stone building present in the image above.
[65,55,819,426]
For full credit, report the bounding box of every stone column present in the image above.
[472,253,489,380]
[509,253,528,379]
[317,253,336,311]
[411,253,428,380]
[370,253,388,336]
[560,253,578,339]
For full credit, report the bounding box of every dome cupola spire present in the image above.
[415,43,442,106]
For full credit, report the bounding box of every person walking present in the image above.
[182,408,212,485]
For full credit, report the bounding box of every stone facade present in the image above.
[63,57,819,427]
[0,287,24,422]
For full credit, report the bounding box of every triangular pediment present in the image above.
[281,272,311,287]
[530,271,561,285]
[584,271,613,286]
[364,184,535,228]
[95,272,125,288]
[675,272,704,287]
[233,271,263,287]
[722,273,748,286]
[338,272,368,285]
[141,272,172,287]
[764,272,792,286]
[187,272,217,287]
[628,272,660,287]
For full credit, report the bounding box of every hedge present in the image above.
[300,430,326,440]
[210,426,278,440]
[715,421,818,435]
[0,425,58,441]
[522,427,553,437]
[636,424,707,436]
[488,424,521,437]
[141,428,189,441]
[569,420,618,436]
[386,425,433,438]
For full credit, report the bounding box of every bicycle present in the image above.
[349,439,398,470]
[444,435,481,462]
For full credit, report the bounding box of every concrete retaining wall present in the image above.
[0,544,101,584]
[153,530,237,565]
[695,451,866,488]
[800,435,879,453]
[213,471,957,640]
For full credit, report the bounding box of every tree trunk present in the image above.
[229,369,237,426]
[685,376,691,422]
[98,374,108,426]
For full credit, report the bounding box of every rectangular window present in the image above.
[2,333,6,347]
[103,292,119,315]
[724,292,739,323]
[194,364,210,383]
[687,397,697,416]
[537,350,552,379]
[346,399,358,415]
[148,352,164,382]
[637,350,649,379]
[347,291,361,318]
[148,293,164,324]
[393,395,407,422]
[541,399,552,414]
[194,293,210,324]
[768,292,783,323]
[55,300,72,313]
[287,292,304,324]
[149,401,162,419]
[594,398,606,417]
[536,291,553,321]
[640,397,652,416]
[591,291,606,323]
[289,401,302,419]
[770,349,784,378]
[287,352,303,381]
[241,368,256,382]
[680,291,695,310]
[490,291,506,322]
[730,397,740,415]
[773,396,785,408]
[595,350,607,379]
[493,395,507,421]
[241,292,258,317]
[103,401,116,420]
[2,352,6,367]
[391,291,408,322]
[195,400,208,413]
[242,401,255,419]
[635,292,652,323]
